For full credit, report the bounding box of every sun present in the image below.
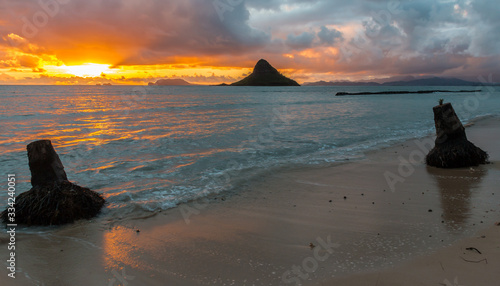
[61,63,114,77]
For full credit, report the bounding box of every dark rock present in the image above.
[3,181,105,226]
[1,140,105,226]
[305,76,493,87]
[335,90,481,96]
[231,59,300,86]
[426,103,488,168]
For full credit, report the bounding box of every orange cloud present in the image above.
[0,72,15,81]
[1,0,499,84]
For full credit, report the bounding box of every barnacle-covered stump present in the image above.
[1,140,105,225]
[426,103,488,168]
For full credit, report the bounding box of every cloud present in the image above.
[0,72,15,81]
[0,0,499,83]
[181,73,241,84]
[18,54,41,68]
[0,33,62,71]
[246,0,282,11]
[468,0,500,56]
[286,32,315,50]
[35,0,271,65]
[317,26,343,45]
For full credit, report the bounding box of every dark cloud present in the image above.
[469,0,500,56]
[0,0,499,82]
[246,0,323,12]
[246,0,283,11]
[285,32,315,50]
[317,26,343,45]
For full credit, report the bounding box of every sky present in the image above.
[0,0,499,85]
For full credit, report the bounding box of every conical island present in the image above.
[230,59,300,86]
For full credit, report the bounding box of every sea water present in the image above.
[1,85,499,218]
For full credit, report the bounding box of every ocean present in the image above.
[1,85,499,218]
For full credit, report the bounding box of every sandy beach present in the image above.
[1,116,499,286]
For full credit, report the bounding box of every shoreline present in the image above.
[320,224,500,285]
[1,117,499,285]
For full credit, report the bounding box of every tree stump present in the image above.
[426,103,488,168]
[1,140,105,225]
[27,140,68,187]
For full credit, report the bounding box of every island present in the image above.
[148,79,192,86]
[229,59,300,86]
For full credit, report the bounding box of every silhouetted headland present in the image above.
[229,59,300,86]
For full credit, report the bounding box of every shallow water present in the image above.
[1,85,499,218]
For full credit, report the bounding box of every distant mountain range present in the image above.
[304,77,497,86]
[149,60,300,87]
[147,75,497,87]
[148,79,192,86]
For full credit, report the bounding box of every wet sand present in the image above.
[1,117,499,286]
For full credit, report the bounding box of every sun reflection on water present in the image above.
[103,226,146,271]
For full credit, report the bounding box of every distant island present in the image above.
[148,79,192,86]
[305,77,494,87]
[224,59,300,86]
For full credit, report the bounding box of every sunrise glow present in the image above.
[60,64,114,78]
[0,1,498,85]
[1,2,500,285]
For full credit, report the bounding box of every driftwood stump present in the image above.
[1,140,105,225]
[426,103,488,168]
[27,140,68,186]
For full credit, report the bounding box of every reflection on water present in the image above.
[103,226,147,271]
[1,85,500,216]
[427,166,487,230]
